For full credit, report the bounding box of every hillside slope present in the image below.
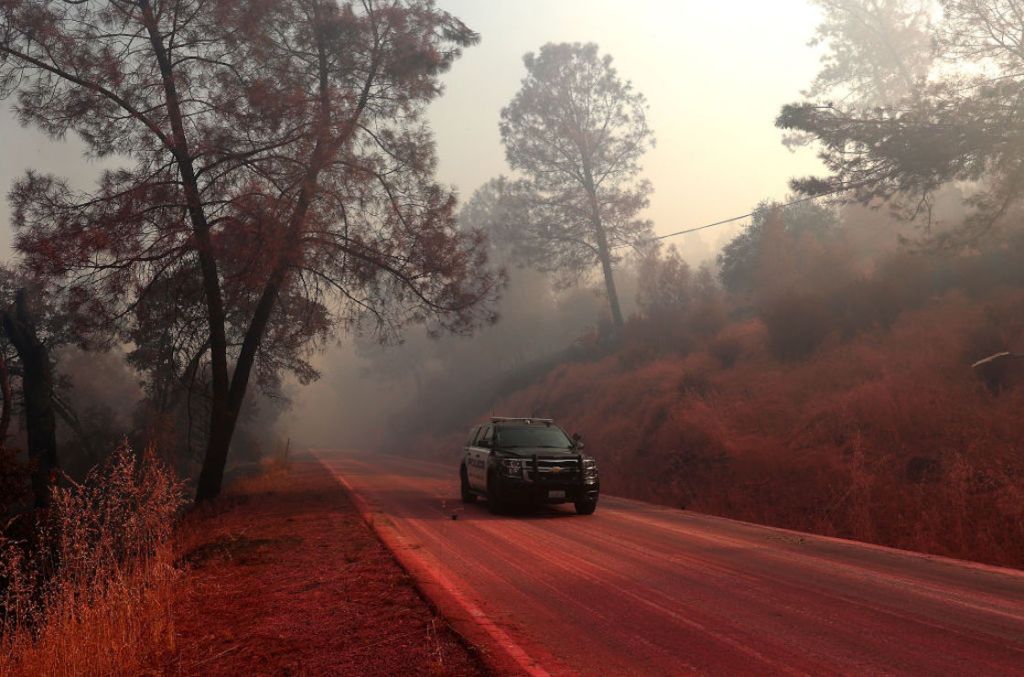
[412,287,1024,568]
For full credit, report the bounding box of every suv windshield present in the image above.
[496,427,573,449]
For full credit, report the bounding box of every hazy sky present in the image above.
[282,0,831,447]
[431,0,827,257]
[0,0,825,260]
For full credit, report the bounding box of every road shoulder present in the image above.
[167,455,488,676]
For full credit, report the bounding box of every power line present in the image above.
[613,190,844,250]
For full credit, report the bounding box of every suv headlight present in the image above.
[501,458,525,477]
[582,457,598,482]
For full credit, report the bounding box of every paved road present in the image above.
[316,450,1024,676]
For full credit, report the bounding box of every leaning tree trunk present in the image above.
[585,182,624,330]
[195,407,236,503]
[194,268,287,503]
[1,289,58,508]
[594,227,624,330]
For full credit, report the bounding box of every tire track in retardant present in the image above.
[510,491,1024,673]
[610,509,1024,636]
[607,501,1024,611]
[603,505,1024,639]
[492,503,1024,674]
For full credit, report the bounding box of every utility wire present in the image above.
[613,189,846,250]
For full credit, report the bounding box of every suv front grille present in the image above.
[524,458,580,482]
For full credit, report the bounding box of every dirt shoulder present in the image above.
[166,456,488,676]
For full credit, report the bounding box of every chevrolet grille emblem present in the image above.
[551,467,562,473]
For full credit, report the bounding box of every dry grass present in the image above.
[1,546,181,676]
[1,441,483,676]
[168,458,486,676]
[0,444,185,676]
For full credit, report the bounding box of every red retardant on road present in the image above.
[315,450,1024,676]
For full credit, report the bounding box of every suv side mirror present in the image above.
[572,432,583,449]
[478,439,491,448]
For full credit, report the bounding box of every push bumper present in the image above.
[497,476,600,505]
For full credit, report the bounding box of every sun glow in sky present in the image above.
[0,0,825,260]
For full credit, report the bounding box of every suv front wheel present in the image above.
[460,465,475,503]
[486,470,506,514]
[575,496,598,515]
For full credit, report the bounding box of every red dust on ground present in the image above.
[166,457,488,676]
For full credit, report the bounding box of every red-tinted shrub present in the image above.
[400,232,1024,567]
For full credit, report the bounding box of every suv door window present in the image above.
[466,425,480,446]
[478,425,493,447]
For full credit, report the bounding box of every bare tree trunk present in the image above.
[584,180,624,330]
[594,226,624,330]
[0,352,11,445]
[195,268,287,502]
[1,289,58,508]
[141,2,237,504]
[195,411,235,503]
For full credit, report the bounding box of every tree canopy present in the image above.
[778,0,1024,247]
[804,0,934,109]
[497,42,654,329]
[718,200,839,294]
[0,0,500,500]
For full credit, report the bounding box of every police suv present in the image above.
[459,417,600,515]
